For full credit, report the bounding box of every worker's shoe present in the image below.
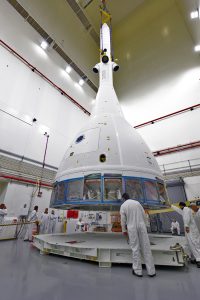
[132,270,143,277]
[190,259,196,264]
[148,273,156,277]
[196,262,200,268]
[170,243,182,250]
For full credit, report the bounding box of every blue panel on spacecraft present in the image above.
[50,175,167,209]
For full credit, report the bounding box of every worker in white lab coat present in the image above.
[120,193,156,277]
[75,218,85,232]
[171,219,180,235]
[24,205,39,242]
[40,208,50,234]
[0,204,7,233]
[0,203,7,223]
[195,207,200,233]
[48,210,57,234]
[190,202,200,233]
[171,202,200,267]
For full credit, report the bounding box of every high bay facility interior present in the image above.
[0,1,200,300]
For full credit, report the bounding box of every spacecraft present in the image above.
[50,3,169,211]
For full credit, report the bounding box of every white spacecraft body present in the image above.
[50,23,169,210]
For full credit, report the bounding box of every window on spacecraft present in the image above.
[104,177,122,201]
[144,180,159,201]
[67,179,84,201]
[83,178,101,201]
[125,178,144,202]
[157,181,168,204]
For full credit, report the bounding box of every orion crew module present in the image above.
[50,1,169,211]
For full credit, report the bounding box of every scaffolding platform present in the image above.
[33,232,187,267]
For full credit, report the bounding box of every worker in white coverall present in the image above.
[48,210,57,234]
[120,193,156,277]
[0,203,7,223]
[195,206,200,233]
[0,204,7,233]
[190,202,200,233]
[75,218,85,232]
[24,205,39,242]
[40,208,50,234]
[171,219,180,235]
[171,202,200,267]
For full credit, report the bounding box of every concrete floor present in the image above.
[0,240,200,300]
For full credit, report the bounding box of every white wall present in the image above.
[4,182,66,228]
[3,182,52,217]
[114,0,200,115]
[113,0,200,170]
[0,1,95,167]
[184,176,200,200]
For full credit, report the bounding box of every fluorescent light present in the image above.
[40,41,48,50]
[191,10,199,19]
[79,78,84,86]
[66,65,72,73]
[74,82,80,88]
[194,45,200,52]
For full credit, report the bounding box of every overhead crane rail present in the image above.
[134,104,200,129]
[153,140,200,157]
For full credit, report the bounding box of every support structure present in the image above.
[33,232,187,268]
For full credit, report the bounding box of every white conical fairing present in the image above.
[51,20,169,210]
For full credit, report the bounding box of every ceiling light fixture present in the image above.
[66,65,72,74]
[79,78,85,86]
[191,10,199,19]
[40,41,48,50]
[194,45,200,52]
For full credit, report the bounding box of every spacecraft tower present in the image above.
[50,2,169,211]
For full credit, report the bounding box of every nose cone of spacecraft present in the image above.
[50,22,169,211]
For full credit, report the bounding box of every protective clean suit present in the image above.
[24,209,38,241]
[172,205,200,262]
[171,221,180,235]
[75,218,85,232]
[0,208,7,223]
[120,199,155,276]
[48,213,57,234]
[40,213,50,234]
[194,209,200,233]
[0,208,7,233]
